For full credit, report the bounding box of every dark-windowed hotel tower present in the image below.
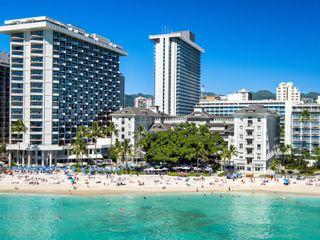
[0,16,127,166]
[0,52,10,144]
[150,31,204,116]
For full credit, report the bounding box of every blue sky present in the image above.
[0,0,320,94]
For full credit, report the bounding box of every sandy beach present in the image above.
[0,171,319,196]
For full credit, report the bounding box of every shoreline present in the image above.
[0,173,319,197]
[0,185,319,198]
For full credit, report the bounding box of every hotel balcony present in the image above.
[246,125,254,130]
[245,153,254,158]
[245,135,254,140]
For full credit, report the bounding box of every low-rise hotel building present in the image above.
[232,105,280,173]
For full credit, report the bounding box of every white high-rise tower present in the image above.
[0,16,127,166]
[149,31,204,116]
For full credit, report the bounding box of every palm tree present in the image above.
[77,126,88,139]
[70,137,88,167]
[279,144,292,166]
[314,147,320,169]
[105,122,118,158]
[189,139,207,173]
[314,146,320,161]
[11,119,27,167]
[88,122,106,164]
[220,145,237,172]
[134,125,145,162]
[121,139,133,173]
[220,147,229,171]
[0,144,7,164]
[299,109,312,155]
[112,139,123,174]
[227,145,237,171]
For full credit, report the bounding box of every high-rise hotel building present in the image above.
[0,16,127,166]
[149,31,204,116]
[0,52,10,144]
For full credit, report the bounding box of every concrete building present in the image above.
[231,105,280,173]
[226,89,252,101]
[0,53,10,143]
[134,96,153,109]
[110,107,160,147]
[276,82,301,102]
[119,73,125,108]
[195,98,289,141]
[291,104,320,154]
[0,16,127,166]
[150,31,204,116]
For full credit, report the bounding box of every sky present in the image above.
[0,0,320,95]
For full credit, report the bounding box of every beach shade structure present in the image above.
[144,167,156,174]
[181,167,191,172]
[193,167,202,172]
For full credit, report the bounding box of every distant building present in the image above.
[301,97,314,104]
[276,82,301,102]
[134,96,153,108]
[202,95,221,101]
[150,31,204,116]
[227,89,252,101]
[317,96,320,104]
[119,74,125,108]
[231,105,280,173]
[0,52,9,64]
[0,54,10,143]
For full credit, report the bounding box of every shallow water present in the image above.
[0,193,319,239]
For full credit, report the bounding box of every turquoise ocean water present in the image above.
[0,193,319,240]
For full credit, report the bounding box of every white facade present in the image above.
[110,107,159,147]
[134,96,153,108]
[232,105,280,173]
[227,89,252,101]
[0,16,127,166]
[276,82,301,102]
[150,31,204,116]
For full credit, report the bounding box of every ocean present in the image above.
[0,192,319,239]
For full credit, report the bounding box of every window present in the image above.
[239,134,243,140]
[257,144,261,150]
[257,118,261,122]
[239,144,243,149]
